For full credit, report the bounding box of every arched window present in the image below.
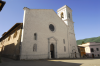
[13,31,17,38]
[63,39,65,44]
[34,33,37,40]
[33,44,37,51]
[61,12,64,18]
[64,46,66,52]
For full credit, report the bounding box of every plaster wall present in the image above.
[20,9,70,60]
[0,28,22,59]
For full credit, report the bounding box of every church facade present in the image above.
[0,5,80,60]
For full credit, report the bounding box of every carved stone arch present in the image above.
[48,36,58,41]
[48,37,57,59]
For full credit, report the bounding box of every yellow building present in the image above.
[0,23,22,59]
[78,46,86,57]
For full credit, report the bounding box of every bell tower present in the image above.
[57,5,80,58]
[57,5,73,26]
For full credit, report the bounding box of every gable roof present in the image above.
[23,7,68,27]
[0,23,23,42]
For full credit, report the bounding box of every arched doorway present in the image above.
[92,54,94,58]
[50,44,54,58]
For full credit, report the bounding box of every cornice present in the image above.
[23,7,30,10]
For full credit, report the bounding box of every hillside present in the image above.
[76,36,100,45]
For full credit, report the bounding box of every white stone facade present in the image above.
[20,5,80,60]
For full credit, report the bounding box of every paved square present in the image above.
[0,57,100,66]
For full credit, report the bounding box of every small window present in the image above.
[63,39,65,44]
[64,46,66,52]
[13,31,17,38]
[96,48,99,51]
[98,54,99,57]
[91,48,94,52]
[33,44,37,52]
[68,12,70,18]
[34,33,37,40]
[8,36,11,41]
[61,12,64,18]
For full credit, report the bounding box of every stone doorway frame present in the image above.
[50,44,55,58]
[48,37,57,59]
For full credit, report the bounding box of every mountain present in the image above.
[76,36,100,45]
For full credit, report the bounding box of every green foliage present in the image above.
[77,36,100,45]
[76,40,83,45]
[84,37,97,43]
[82,41,85,44]
[92,36,100,43]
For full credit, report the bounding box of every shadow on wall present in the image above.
[1,43,20,60]
[1,29,22,60]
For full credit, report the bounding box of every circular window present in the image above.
[49,24,55,31]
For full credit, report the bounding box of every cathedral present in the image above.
[0,5,80,60]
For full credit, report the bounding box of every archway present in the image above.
[50,44,54,58]
[92,54,94,58]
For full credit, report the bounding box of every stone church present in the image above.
[0,5,80,60]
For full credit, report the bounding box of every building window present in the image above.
[68,12,70,18]
[34,33,37,40]
[33,44,37,52]
[98,54,99,57]
[64,46,66,52]
[8,36,11,41]
[13,31,17,38]
[61,12,64,18]
[96,48,99,51]
[63,39,65,44]
[49,24,55,31]
[91,48,94,52]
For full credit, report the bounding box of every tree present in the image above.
[82,41,85,44]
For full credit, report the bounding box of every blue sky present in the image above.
[0,0,100,40]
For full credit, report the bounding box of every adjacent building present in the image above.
[0,23,22,59]
[78,42,100,58]
[78,46,86,57]
[0,5,80,60]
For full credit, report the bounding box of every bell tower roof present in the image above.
[57,5,72,12]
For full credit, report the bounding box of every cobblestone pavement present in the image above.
[0,57,100,66]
